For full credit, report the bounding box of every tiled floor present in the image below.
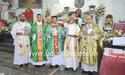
[0,51,98,75]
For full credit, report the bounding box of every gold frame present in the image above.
[18,0,42,8]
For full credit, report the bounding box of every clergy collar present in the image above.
[37,21,42,25]
[19,21,26,24]
[69,21,75,24]
[37,20,42,23]
[86,23,93,28]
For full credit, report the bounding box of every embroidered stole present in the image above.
[37,22,43,61]
[66,24,78,57]
[53,24,58,55]
[18,33,30,57]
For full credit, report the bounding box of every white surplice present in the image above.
[11,21,31,65]
[63,23,80,71]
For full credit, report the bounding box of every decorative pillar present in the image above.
[0,3,3,18]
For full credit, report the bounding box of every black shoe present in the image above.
[24,64,28,67]
[49,65,54,68]
[81,70,88,73]
[34,65,40,67]
[88,72,93,75]
[65,67,68,70]
[19,65,24,70]
[19,64,23,67]
[55,65,59,68]
[40,64,45,67]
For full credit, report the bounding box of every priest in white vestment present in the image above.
[11,13,31,66]
[63,12,80,71]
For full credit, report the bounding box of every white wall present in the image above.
[1,0,125,23]
[102,0,125,22]
[43,0,125,22]
[1,0,43,20]
[43,0,100,15]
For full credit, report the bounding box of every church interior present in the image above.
[0,0,125,75]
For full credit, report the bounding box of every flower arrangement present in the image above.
[96,5,105,16]
[0,27,11,33]
[113,29,124,37]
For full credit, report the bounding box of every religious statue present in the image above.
[74,0,84,8]
[105,14,113,28]
[8,0,14,9]
[45,8,51,18]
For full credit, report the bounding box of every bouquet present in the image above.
[96,5,105,16]
[0,27,10,33]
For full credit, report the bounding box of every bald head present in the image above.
[86,15,93,24]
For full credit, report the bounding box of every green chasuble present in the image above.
[29,20,36,49]
[46,24,63,56]
[79,23,102,65]
[28,20,35,27]
[31,22,47,62]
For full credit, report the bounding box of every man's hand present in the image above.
[16,32,23,35]
[88,31,94,35]
[66,46,69,49]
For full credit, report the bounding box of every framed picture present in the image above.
[32,0,37,3]
[19,0,42,8]
[3,0,8,2]
[2,0,9,5]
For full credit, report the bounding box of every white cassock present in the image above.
[63,23,80,71]
[11,21,31,65]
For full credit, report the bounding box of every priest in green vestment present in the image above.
[31,14,47,66]
[79,15,102,73]
[46,16,64,66]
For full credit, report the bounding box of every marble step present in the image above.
[0,46,14,53]
[0,33,13,43]
[0,38,13,43]
[0,42,14,49]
